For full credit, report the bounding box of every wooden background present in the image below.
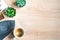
[3,0,60,40]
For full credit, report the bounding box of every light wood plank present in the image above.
[4,0,60,40]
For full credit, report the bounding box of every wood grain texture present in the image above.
[3,0,60,40]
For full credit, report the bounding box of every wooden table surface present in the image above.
[3,0,60,40]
